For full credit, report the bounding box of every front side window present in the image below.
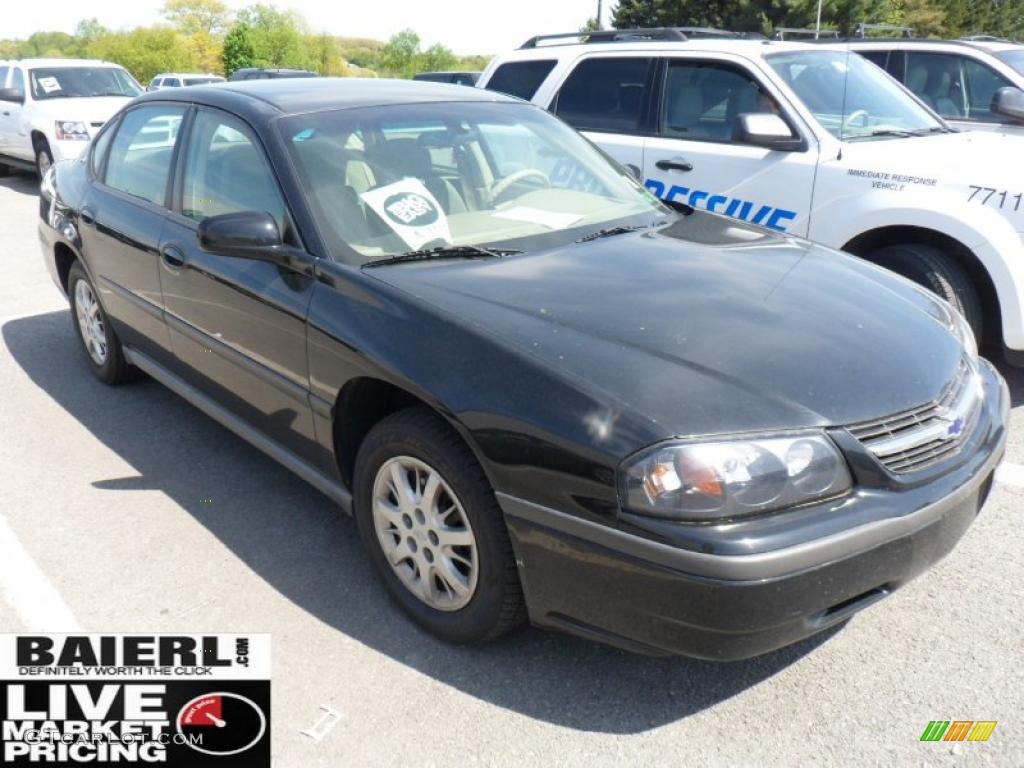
[768,50,945,140]
[904,52,1014,122]
[28,67,142,100]
[555,57,654,134]
[484,60,556,100]
[281,101,668,264]
[103,106,186,205]
[180,109,285,229]
[659,59,791,143]
[962,57,1015,121]
[90,118,118,177]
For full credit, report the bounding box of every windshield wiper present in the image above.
[848,128,916,140]
[575,224,649,243]
[363,244,521,268]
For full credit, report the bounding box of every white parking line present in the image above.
[995,461,1024,488]
[0,513,81,631]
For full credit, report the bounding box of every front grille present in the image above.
[848,358,982,474]
[90,122,104,128]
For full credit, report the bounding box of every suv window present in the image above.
[11,67,24,98]
[660,59,787,143]
[0,67,8,88]
[905,51,1014,122]
[859,50,888,69]
[554,57,653,134]
[103,105,186,206]
[180,108,285,229]
[485,60,555,100]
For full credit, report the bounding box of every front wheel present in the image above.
[869,243,983,341]
[35,139,53,179]
[353,407,525,644]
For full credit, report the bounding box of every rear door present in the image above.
[549,54,655,179]
[158,106,319,461]
[643,55,817,234]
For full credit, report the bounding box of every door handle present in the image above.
[655,159,693,172]
[1,111,9,117]
[161,246,188,270]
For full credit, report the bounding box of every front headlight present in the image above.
[619,433,852,521]
[55,121,90,141]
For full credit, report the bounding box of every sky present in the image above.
[5,0,609,55]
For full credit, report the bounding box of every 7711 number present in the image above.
[968,185,1023,210]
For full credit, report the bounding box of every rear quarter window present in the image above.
[484,60,556,100]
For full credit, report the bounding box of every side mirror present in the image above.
[733,113,806,152]
[991,86,1024,123]
[197,211,313,274]
[0,88,24,103]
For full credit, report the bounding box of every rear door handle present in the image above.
[161,246,188,269]
[655,159,693,173]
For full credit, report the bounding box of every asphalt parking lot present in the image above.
[1,169,1022,766]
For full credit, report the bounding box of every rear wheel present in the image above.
[67,262,134,385]
[353,407,525,644]
[869,243,983,340]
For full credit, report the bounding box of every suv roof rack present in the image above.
[773,27,840,41]
[854,23,915,38]
[517,26,766,49]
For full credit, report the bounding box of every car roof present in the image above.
[494,38,817,62]
[135,76,518,117]
[156,73,224,79]
[10,58,122,68]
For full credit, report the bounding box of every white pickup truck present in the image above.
[0,58,142,177]
[478,29,1024,363]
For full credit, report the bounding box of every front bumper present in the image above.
[500,360,1009,660]
[50,138,90,163]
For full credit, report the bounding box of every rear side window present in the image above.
[858,50,889,69]
[554,57,654,134]
[103,105,186,206]
[0,67,9,88]
[485,60,555,100]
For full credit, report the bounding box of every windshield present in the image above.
[767,50,945,140]
[29,67,142,100]
[996,49,1024,76]
[281,102,669,265]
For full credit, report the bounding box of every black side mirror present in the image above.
[991,86,1024,123]
[197,211,313,274]
[733,113,806,152]
[0,88,24,104]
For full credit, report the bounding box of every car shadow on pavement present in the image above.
[0,171,39,197]
[3,310,897,733]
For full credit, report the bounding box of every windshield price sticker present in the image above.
[361,178,451,250]
[0,634,271,767]
[37,77,61,94]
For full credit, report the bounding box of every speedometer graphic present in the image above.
[176,692,267,756]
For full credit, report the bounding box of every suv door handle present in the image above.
[161,246,188,270]
[655,159,693,172]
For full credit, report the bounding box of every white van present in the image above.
[478,28,1024,362]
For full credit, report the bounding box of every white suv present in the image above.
[478,28,1024,362]
[0,59,142,177]
[845,37,1024,134]
[146,73,225,91]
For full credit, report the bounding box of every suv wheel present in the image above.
[67,262,135,384]
[869,243,983,340]
[353,407,525,644]
[35,139,54,178]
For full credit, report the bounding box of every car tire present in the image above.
[34,138,54,179]
[67,261,135,385]
[353,406,526,644]
[0,163,9,177]
[869,243,983,340]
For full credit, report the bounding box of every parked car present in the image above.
[413,71,481,86]
[227,67,317,81]
[147,73,226,91]
[38,78,1007,659]
[478,28,1024,363]
[843,36,1024,134]
[0,58,142,177]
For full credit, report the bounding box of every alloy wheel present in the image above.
[74,280,107,365]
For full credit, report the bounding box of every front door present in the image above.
[158,106,318,461]
[643,56,818,235]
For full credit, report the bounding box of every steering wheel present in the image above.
[489,168,551,202]
[842,109,870,132]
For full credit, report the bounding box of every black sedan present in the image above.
[38,79,1008,659]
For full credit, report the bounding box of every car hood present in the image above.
[367,214,964,438]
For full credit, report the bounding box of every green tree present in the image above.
[237,4,311,69]
[87,27,195,82]
[74,19,108,46]
[309,32,350,76]
[418,43,458,73]
[381,29,421,77]
[163,0,230,36]
[222,22,256,75]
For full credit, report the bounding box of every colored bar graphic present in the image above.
[921,721,949,741]
[921,720,996,742]
[944,721,973,741]
[967,722,997,742]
